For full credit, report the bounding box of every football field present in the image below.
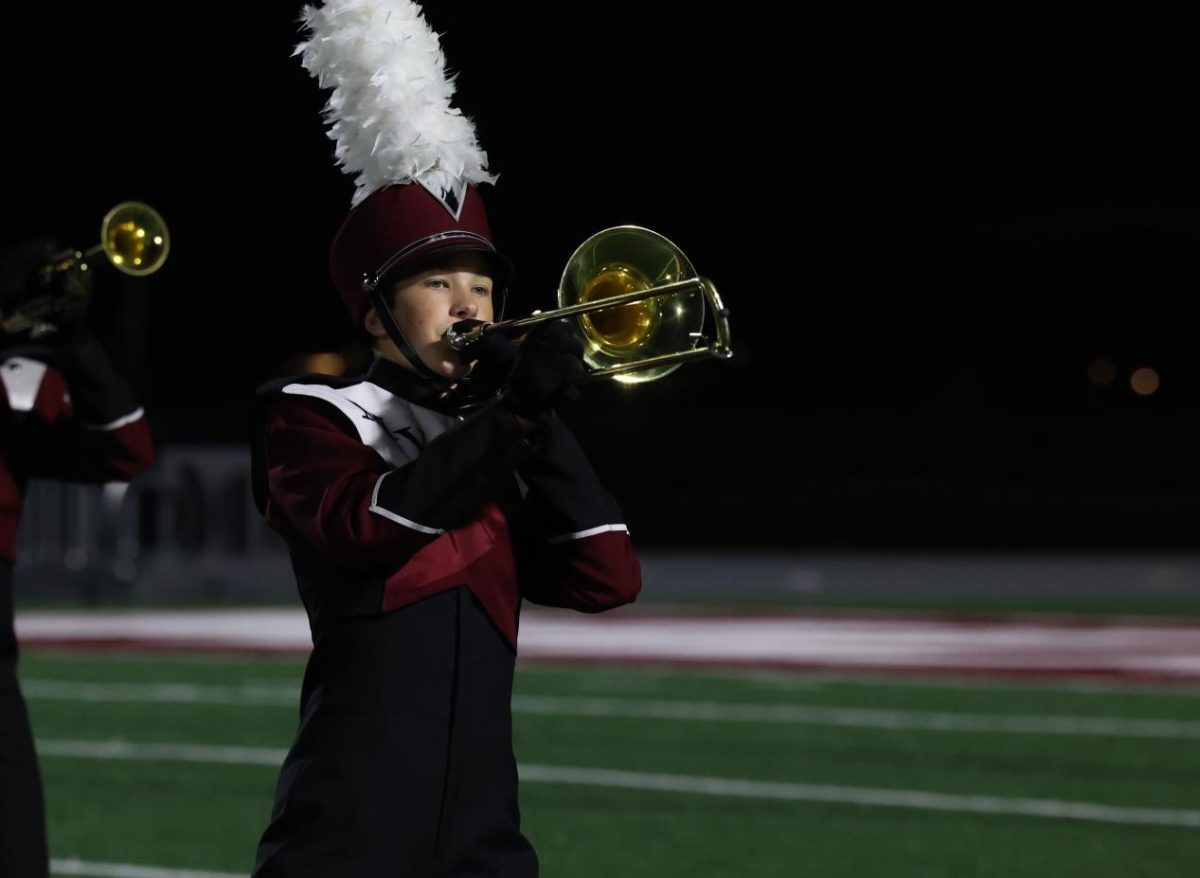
[19,643,1200,878]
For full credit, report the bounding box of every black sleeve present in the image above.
[514,413,627,539]
[57,336,141,424]
[371,401,539,530]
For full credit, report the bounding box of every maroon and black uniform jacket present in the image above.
[250,356,640,877]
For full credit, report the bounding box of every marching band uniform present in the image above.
[0,336,153,878]
[253,6,643,871]
[249,184,640,876]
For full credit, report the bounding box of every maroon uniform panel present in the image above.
[0,355,154,564]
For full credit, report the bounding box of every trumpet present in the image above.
[1,201,169,338]
[445,226,732,385]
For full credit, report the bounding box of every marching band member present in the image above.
[0,237,154,878]
[249,3,641,874]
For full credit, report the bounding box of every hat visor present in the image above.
[381,239,514,292]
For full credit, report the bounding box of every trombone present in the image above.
[445,225,732,385]
[1,201,169,338]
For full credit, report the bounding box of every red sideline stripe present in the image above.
[15,637,1200,686]
[17,608,1200,684]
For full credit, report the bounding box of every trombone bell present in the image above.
[579,265,660,353]
[560,226,716,384]
[444,225,732,387]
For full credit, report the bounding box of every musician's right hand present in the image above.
[503,319,584,420]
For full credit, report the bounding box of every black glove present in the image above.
[503,319,584,419]
[0,238,60,308]
[455,319,519,399]
[35,296,90,351]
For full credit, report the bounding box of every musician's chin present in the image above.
[435,354,469,379]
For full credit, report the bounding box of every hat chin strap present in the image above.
[367,285,451,386]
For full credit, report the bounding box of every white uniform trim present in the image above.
[283,381,407,467]
[284,380,455,535]
[81,407,145,432]
[0,356,48,412]
[547,524,629,545]
[368,472,444,534]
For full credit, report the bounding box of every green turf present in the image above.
[17,652,1200,877]
[40,758,275,873]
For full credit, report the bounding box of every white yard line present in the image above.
[510,695,1200,739]
[22,680,1200,740]
[34,737,1200,829]
[50,859,243,878]
[518,765,1200,828]
[23,680,298,706]
[39,738,285,765]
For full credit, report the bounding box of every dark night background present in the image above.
[3,5,1199,551]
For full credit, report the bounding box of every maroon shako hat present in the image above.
[329,180,512,328]
[298,0,506,381]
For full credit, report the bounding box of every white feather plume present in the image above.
[296,0,497,207]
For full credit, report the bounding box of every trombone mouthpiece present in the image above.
[444,319,490,351]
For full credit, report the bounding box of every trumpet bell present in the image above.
[559,226,704,384]
[0,201,169,339]
[100,201,170,276]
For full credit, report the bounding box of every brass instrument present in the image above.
[446,226,732,384]
[1,201,169,338]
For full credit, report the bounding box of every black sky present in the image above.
[4,5,1200,549]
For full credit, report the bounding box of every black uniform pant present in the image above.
[0,561,49,878]
[253,586,538,877]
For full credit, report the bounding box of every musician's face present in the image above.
[365,252,495,378]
